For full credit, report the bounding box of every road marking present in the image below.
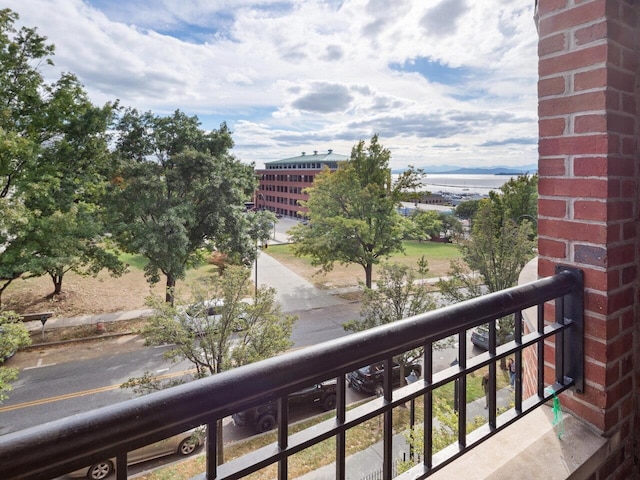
[23,358,57,370]
[0,369,197,413]
[156,368,169,373]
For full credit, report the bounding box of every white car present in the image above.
[180,298,249,336]
[67,429,202,479]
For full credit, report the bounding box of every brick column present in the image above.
[537,0,638,478]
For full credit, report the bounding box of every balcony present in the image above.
[0,265,595,480]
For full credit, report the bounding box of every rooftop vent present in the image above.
[313,150,318,155]
[301,152,306,156]
[328,149,333,154]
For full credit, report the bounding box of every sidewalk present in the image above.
[297,387,514,480]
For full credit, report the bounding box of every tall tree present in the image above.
[489,173,538,235]
[122,265,296,464]
[0,10,123,298]
[289,135,421,288]
[108,109,257,304]
[20,77,125,295]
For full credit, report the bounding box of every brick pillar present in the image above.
[537,0,638,478]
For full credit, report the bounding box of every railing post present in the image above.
[555,265,584,393]
[336,374,346,479]
[116,452,127,480]
[206,420,217,479]
[382,357,393,480]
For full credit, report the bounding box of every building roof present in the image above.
[266,149,348,167]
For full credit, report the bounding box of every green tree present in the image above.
[438,177,537,355]
[489,173,538,236]
[289,135,420,288]
[439,212,464,241]
[122,265,296,464]
[0,10,123,298]
[343,262,440,393]
[405,210,442,241]
[19,78,125,295]
[108,109,257,305]
[0,311,31,403]
[454,199,481,223]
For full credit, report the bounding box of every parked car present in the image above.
[232,380,337,433]
[67,428,202,479]
[470,324,514,351]
[347,360,422,396]
[178,299,248,336]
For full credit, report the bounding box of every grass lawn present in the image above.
[265,241,463,290]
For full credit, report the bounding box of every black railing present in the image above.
[0,266,583,480]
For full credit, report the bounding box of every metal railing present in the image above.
[0,265,583,480]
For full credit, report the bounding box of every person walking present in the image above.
[508,357,516,389]
[481,372,490,409]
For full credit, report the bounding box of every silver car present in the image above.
[67,429,202,479]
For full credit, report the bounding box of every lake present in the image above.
[420,174,517,195]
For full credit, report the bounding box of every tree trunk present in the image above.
[364,263,373,289]
[50,271,63,295]
[165,275,176,306]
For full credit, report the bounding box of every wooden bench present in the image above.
[19,312,54,326]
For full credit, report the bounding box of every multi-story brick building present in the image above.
[255,149,348,217]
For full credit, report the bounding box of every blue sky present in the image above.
[6,0,539,170]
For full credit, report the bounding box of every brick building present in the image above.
[255,149,348,217]
[534,0,639,478]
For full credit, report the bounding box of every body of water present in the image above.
[420,174,517,195]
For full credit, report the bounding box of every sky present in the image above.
[6,0,540,171]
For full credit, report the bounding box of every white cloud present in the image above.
[5,0,539,169]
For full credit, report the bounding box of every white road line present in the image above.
[156,368,169,373]
[24,359,57,370]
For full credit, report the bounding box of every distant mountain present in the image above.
[393,164,538,175]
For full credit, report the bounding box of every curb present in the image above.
[22,331,138,350]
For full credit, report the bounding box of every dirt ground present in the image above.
[2,251,453,320]
[2,269,164,319]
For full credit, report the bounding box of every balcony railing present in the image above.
[0,265,583,480]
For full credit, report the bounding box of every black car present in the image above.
[232,380,337,433]
[347,360,422,396]
[470,324,514,350]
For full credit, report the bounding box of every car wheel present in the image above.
[322,394,337,411]
[373,383,384,397]
[256,414,276,433]
[86,461,113,480]
[178,438,198,456]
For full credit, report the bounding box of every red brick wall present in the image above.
[536,0,638,478]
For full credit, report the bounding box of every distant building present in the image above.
[255,149,348,217]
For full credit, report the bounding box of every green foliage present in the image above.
[108,109,257,303]
[289,135,421,288]
[405,210,443,241]
[438,175,537,346]
[343,263,445,379]
[454,199,481,221]
[0,311,31,403]
[461,201,535,293]
[0,10,123,298]
[134,265,295,380]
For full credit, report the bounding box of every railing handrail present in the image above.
[0,268,582,480]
